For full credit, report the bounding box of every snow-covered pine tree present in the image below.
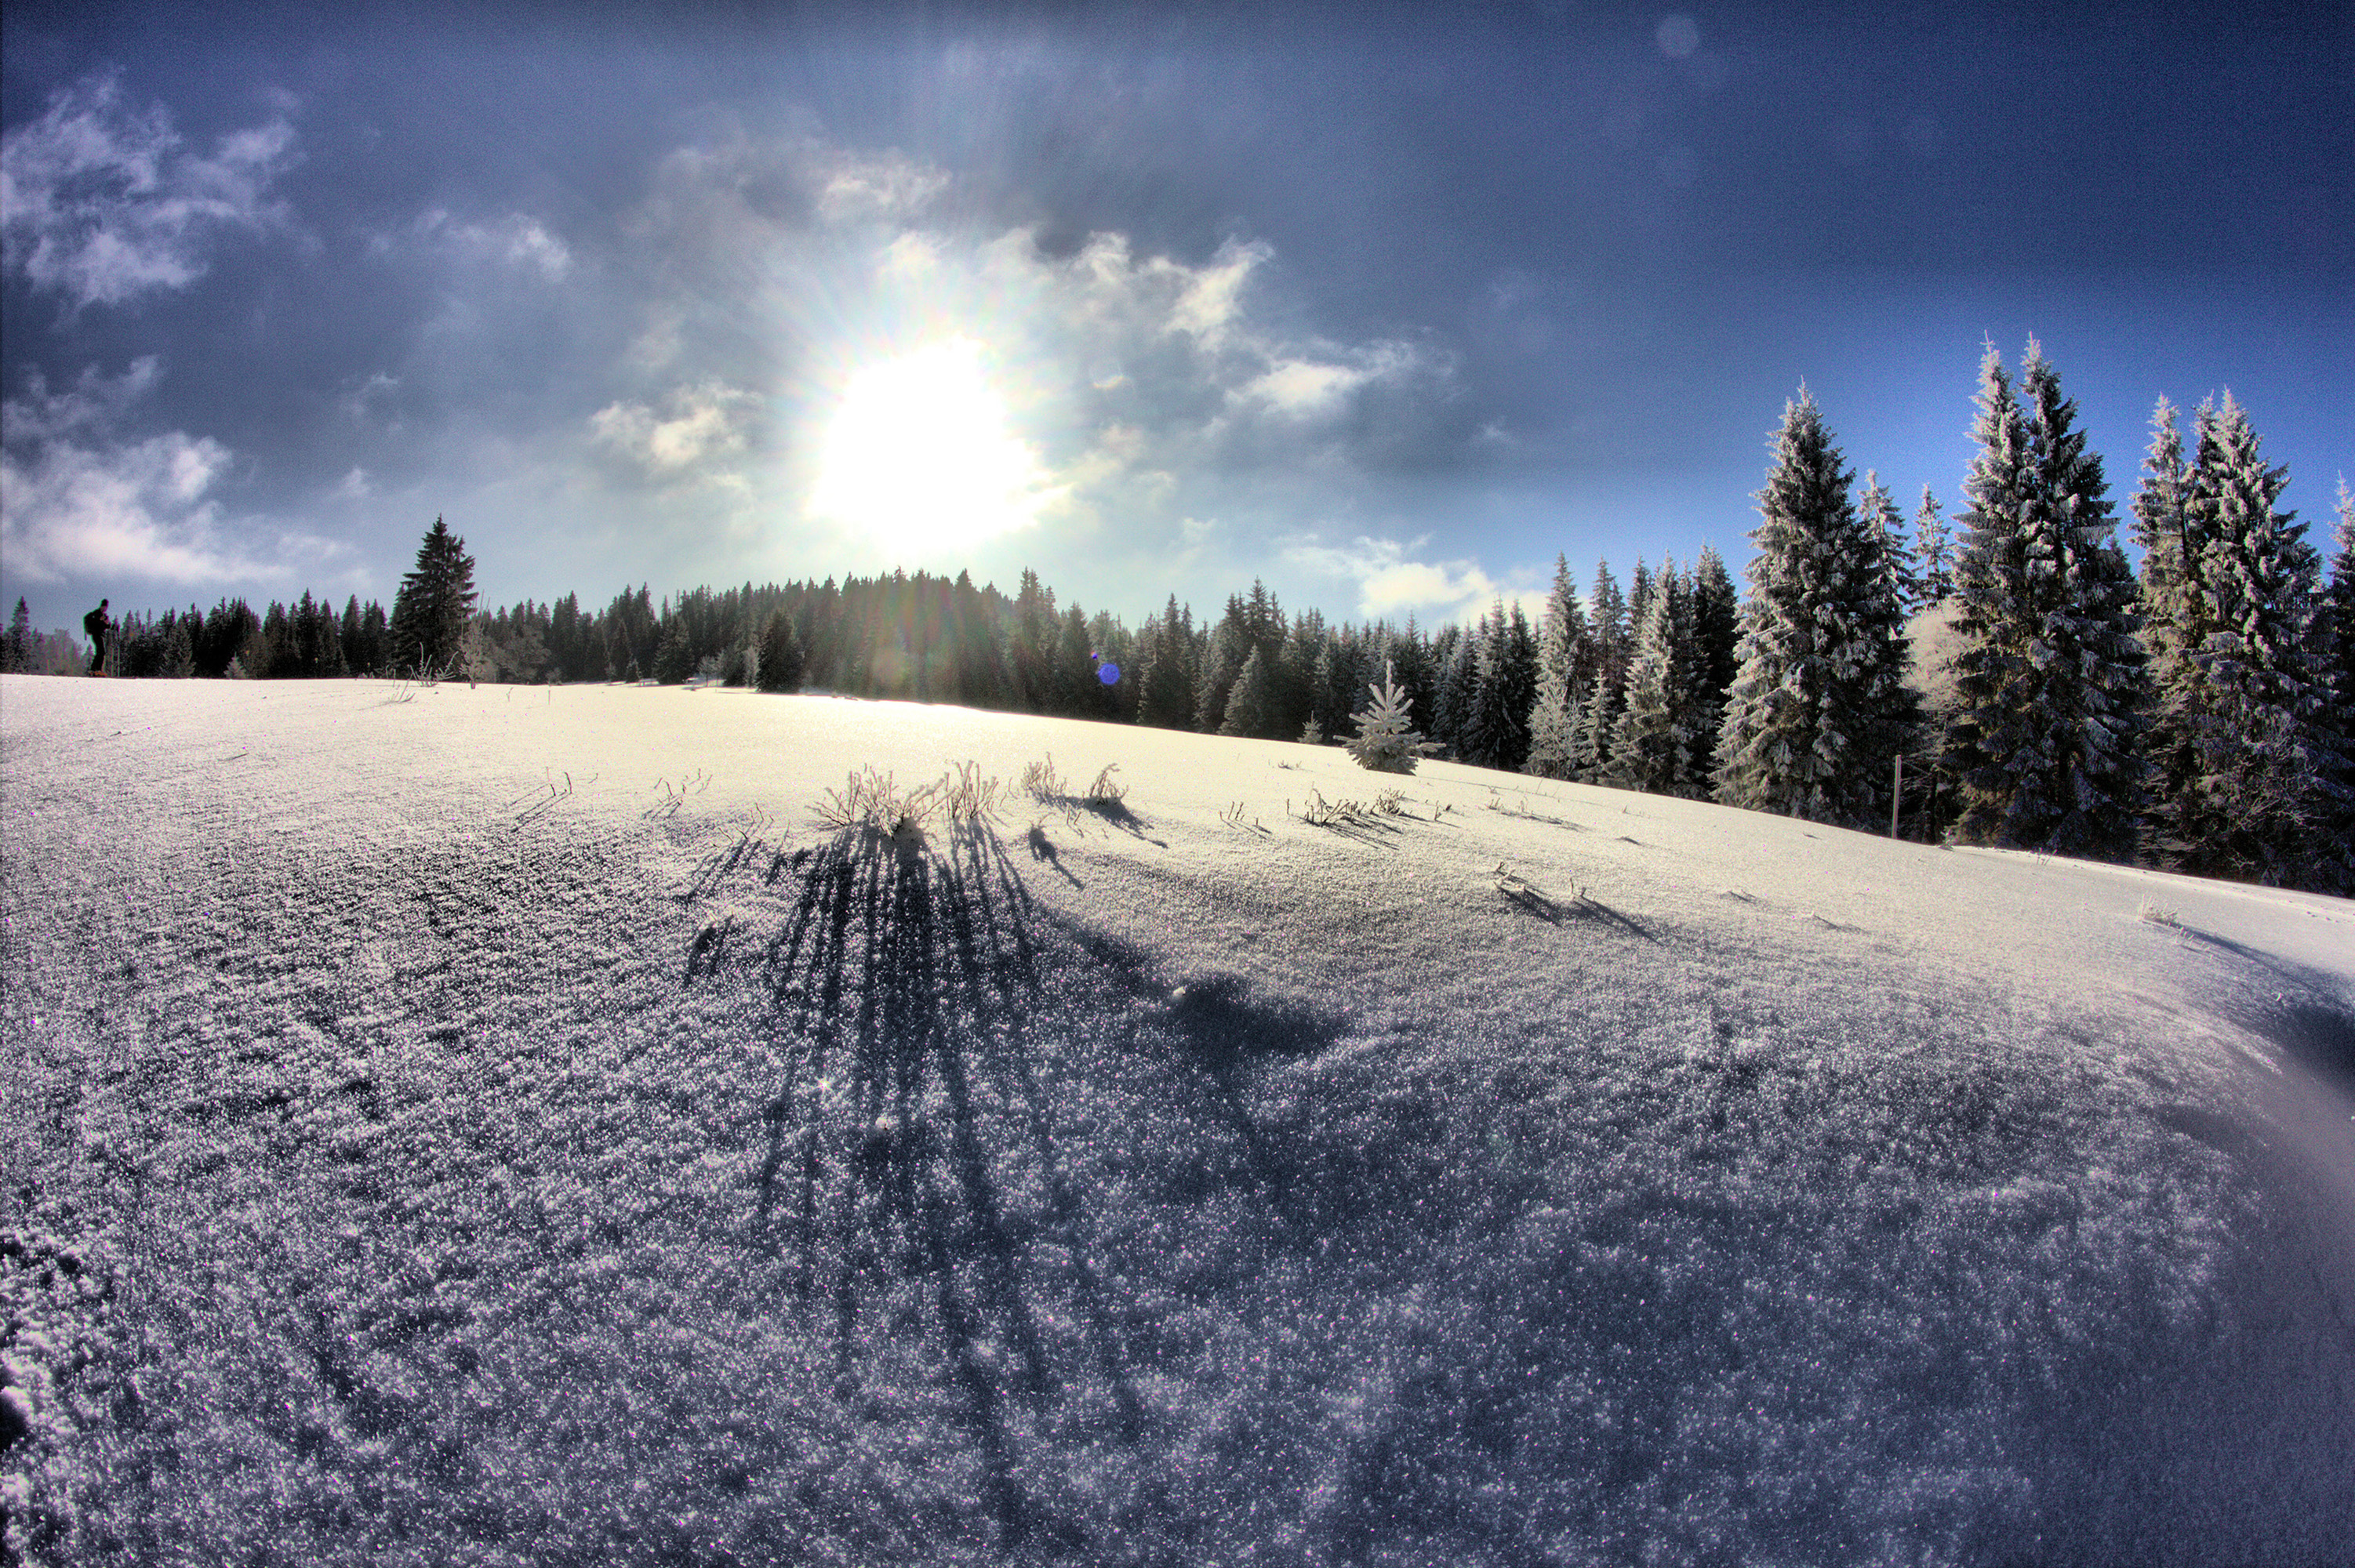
[2144,395,2344,886]
[755,608,805,692]
[1219,646,1272,738]
[388,517,480,677]
[1456,609,1503,768]
[2130,398,2196,669]
[1474,599,1539,771]
[1575,562,1628,779]
[1861,472,1924,614]
[2317,481,2355,884]
[1946,342,2146,859]
[2320,480,2355,713]
[1433,619,1479,760]
[1192,626,1240,733]
[1691,545,1742,750]
[1525,554,1586,778]
[1626,559,1655,643]
[1608,561,1694,793]
[1346,658,1423,773]
[1713,390,1912,825]
[3,597,29,673]
[1914,488,1955,604]
[2317,482,2355,885]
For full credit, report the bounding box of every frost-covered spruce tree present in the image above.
[1346,658,1423,773]
[1575,563,1628,779]
[1474,600,1539,771]
[1432,620,1479,759]
[2320,480,2355,713]
[1608,561,1695,793]
[1915,488,1955,604]
[2317,482,2355,883]
[1944,343,2147,858]
[1457,607,1507,768]
[1713,390,1912,825]
[2143,395,2344,884]
[1219,646,1272,738]
[1525,555,1586,778]
[1691,545,1741,732]
[1861,472,1924,614]
[389,516,479,677]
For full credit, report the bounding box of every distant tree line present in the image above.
[38,343,2350,892]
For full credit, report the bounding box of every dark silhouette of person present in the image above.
[84,599,110,675]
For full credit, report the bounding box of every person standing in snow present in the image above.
[83,599,111,676]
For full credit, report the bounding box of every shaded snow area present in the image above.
[5,676,2353,1566]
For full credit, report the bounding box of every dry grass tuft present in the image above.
[939,760,1005,825]
[1291,785,1413,828]
[1084,764,1125,804]
[813,760,1004,840]
[1022,753,1067,800]
[2137,899,2179,927]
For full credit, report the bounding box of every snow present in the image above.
[5,673,2352,1565]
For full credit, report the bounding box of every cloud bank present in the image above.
[0,71,296,311]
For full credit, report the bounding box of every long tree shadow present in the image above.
[685,817,1363,1554]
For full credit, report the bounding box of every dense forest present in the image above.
[9,346,2350,893]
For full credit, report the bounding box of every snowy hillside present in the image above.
[5,675,2352,1566]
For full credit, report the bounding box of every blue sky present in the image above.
[4,2,2348,637]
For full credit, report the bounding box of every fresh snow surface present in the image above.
[4,674,2352,1566]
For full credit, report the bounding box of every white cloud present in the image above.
[334,466,372,499]
[591,381,761,474]
[0,71,296,310]
[417,209,572,279]
[1234,342,1419,420]
[1,426,242,583]
[811,148,949,225]
[1281,534,1505,620]
[0,357,340,589]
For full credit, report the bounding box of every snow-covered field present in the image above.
[4,673,2351,1566]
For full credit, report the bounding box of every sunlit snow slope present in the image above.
[5,676,2352,1566]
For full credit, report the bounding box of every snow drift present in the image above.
[4,676,2350,1566]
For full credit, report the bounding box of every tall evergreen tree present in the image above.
[1945,343,2146,858]
[755,607,806,692]
[2320,481,2355,741]
[1219,646,1272,738]
[1525,555,1586,778]
[1860,472,1924,613]
[389,517,480,677]
[1690,544,1742,743]
[4,597,30,673]
[1193,621,1241,733]
[2317,482,2355,880]
[1914,488,1955,605]
[1137,597,1196,729]
[1608,564,1695,793]
[2143,395,2342,885]
[1714,390,1913,824]
[1433,619,1480,760]
[1575,563,1629,779]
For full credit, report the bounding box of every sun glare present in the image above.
[808,336,1056,557]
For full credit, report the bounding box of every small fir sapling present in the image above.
[1346,658,1425,774]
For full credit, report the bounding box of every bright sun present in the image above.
[808,336,1056,557]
